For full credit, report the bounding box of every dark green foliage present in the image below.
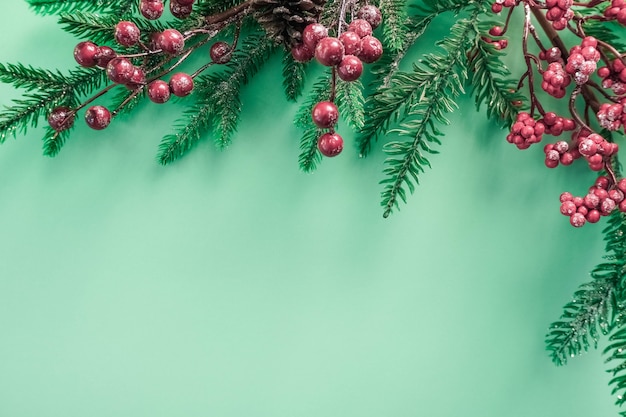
[379,8,481,217]
[27,0,136,18]
[468,21,524,127]
[0,66,105,144]
[282,50,306,102]
[336,79,364,130]
[158,34,275,164]
[378,0,409,54]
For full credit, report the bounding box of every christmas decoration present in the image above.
[3,0,626,412]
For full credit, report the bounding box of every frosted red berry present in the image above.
[317,132,344,157]
[48,106,75,132]
[339,31,362,56]
[337,55,363,82]
[302,23,328,51]
[177,0,195,5]
[84,105,111,130]
[106,57,135,84]
[156,29,185,55]
[358,36,383,63]
[114,21,141,47]
[74,41,99,67]
[291,43,314,62]
[315,37,345,66]
[169,72,194,97]
[148,80,171,104]
[570,212,586,227]
[170,0,193,18]
[357,5,382,29]
[95,46,116,68]
[210,41,232,64]
[140,0,164,20]
[312,101,339,128]
[348,19,373,38]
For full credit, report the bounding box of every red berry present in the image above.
[561,201,577,215]
[317,132,344,157]
[177,0,195,5]
[302,23,328,51]
[618,178,626,193]
[489,26,504,36]
[47,106,75,132]
[170,0,193,18]
[339,31,362,56]
[312,101,339,128]
[148,80,171,103]
[291,43,314,62]
[115,21,141,47]
[358,35,383,63]
[84,105,111,130]
[586,209,601,223]
[126,67,146,89]
[337,55,363,82]
[348,19,373,38]
[560,192,573,202]
[95,46,116,68]
[140,0,164,20]
[74,41,99,67]
[156,29,185,55]
[106,58,135,84]
[356,5,382,29]
[315,37,345,66]
[169,72,194,97]
[210,41,232,64]
[570,212,586,227]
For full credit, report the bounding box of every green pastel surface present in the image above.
[0,2,618,416]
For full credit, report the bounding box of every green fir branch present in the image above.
[378,0,409,54]
[59,11,168,45]
[42,126,72,157]
[380,9,481,218]
[0,68,104,144]
[299,127,323,173]
[0,63,66,91]
[282,50,306,102]
[110,88,145,117]
[157,34,274,163]
[27,0,136,17]
[336,79,364,131]
[469,24,525,127]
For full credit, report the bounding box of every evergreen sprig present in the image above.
[27,0,136,18]
[295,74,331,172]
[377,0,409,54]
[379,8,481,217]
[336,79,365,130]
[158,34,275,164]
[282,50,306,102]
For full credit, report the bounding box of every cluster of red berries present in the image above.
[491,0,516,14]
[540,112,575,136]
[140,0,195,20]
[597,101,626,131]
[560,176,626,227]
[598,58,626,95]
[506,112,545,149]
[48,10,234,134]
[565,36,601,85]
[539,46,563,64]
[545,0,574,30]
[604,0,626,25]
[544,140,578,168]
[577,131,619,170]
[541,62,571,98]
[292,4,383,157]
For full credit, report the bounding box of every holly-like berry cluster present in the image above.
[291,4,383,157]
[47,0,234,134]
[560,176,626,227]
[604,0,626,25]
[564,36,601,85]
[506,112,545,150]
[545,0,574,30]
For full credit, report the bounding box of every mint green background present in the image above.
[0,2,619,416]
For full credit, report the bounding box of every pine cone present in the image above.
[252,0,326,46]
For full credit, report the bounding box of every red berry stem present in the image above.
[191,23,241,78]
[522,3,546,116]
[569,86,595,132]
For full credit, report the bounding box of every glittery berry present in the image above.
[114,21,141,47]
[348,19,373,38]
[169,72,194,97]
[95,46,116,68]
[148,80,171,104]
[291,43,314,62]
[210,41,232,64]
[357,5,383,29]
[315,37,345,66]
[337,55,363,82]
[106,58,135,84]
[312,101,339,128]
[358,35,383,63]
[74,41,99,67]
[317,132,343,157]
[302,23,328,51]
[339,31,362,56]
[170,0,193,18]
[84,105,111,130]
[156,29,185,55]
[140,0,164,20]
[47,106,75,132]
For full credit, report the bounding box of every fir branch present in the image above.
[336,79,364,130]
[157,34,274,163]
[27,0,136,17]
[299,126,323,173]
[282,50,306,102]
[378,0,409,54]
[294,74,331,129]
[42,126,71,157]
[59,11,168,45]
[110,87,145,117]
[0,68,104,144]
[468,24,525,127]
[380,9,480,218]
[0,63,65,91]
[583,19,626,53]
